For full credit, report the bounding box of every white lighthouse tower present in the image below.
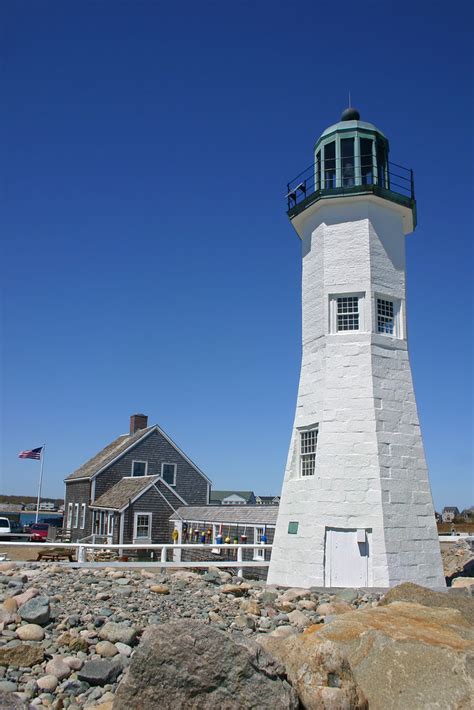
[268,107,445,589]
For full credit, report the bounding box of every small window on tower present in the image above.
[376,296,401,337]
[300,426,318,477]
[337,296,360,331]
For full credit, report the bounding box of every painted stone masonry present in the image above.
[268,110,445,588]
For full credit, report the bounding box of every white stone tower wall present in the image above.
[268,197,444,588]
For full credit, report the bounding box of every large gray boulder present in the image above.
[113,620,298,709]
[379,582,474,625]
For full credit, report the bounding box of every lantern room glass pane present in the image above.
[341,138,355,187]
[324,141,336,189]
[377,142,387,188]
[315,151,321,191]
[360,138,373,185]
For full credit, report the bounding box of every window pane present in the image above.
[132,461,146,476]
[377,141,387,188]
[377,298,395,334]
[315,151,321,191]
[300,427,318,476]
[324,141,336,189]
[341,138,354,187]
[337,296,359,331]
[162,464,176,485]
[360,138,373,184]
[136,515,150,538]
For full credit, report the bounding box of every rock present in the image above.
[18,596,50,625]
[259,636,367,710]
[0,689,28,709]
[287,609,311,628]
[267,600,474,710]
[64,656,83,670]
[441,539,474,582]
[2,597,18,614]
[379,582,474,624]
[451,577,474,589]
[221,584,247,596]
[233,615,256,631]
[94,702,114,710]
[335,588,360,604]
[267,626,299,640]
[260,591,278,605]
[149,585,169,595]
[298,600,317,611]
[45,657,71,681]
[113,620,298,709]
[96,640,119,658]
[280,588,309,603]
[0,682,18,693]
[0,643,44,667]
[77,660,122,686]
[114,643,132,657]
[56,631,89,652]
[16,623,45,641]
[316,601,352,616]
[13,589,38,607]
[37,676,59,692]
[240,599,261,616]
[99,622,138,646]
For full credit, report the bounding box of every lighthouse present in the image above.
[267,107,445,589]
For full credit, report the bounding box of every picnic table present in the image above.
[36,548,75,562]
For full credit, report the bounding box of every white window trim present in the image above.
[329,292,365,334]
[73,503,79,528]
[66,503,73,529]
[161,462,177,486]
[133,511,152,541]
[80,503,86,529]
[253,526,265,561]
[374,293,403,339]
[131,460,148,477]
[298,424,319,478]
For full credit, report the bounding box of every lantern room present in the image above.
[286,106,416,231]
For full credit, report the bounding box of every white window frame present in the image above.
[161,462,177,486]
[329,293,365,334]
[253,526,265,561]
[133,511,152,540]
[80,503,86,529]
[375,294,402,338]
[131,460,148,477]
[66,503,73,529]
[73,503,79,528]
[299,424,319,478]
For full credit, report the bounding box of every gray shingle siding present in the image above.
[122,487,174,545]
[63,480,91,542]
[93,430,208,505]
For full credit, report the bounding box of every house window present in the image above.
[66,503,73,529]
[254,527,265,561]
[337,296,360,331]
[134,512,152,540]
[73,503,79,528]
[131,460,148,477]
[80,503,86,529]
[161,463,177,486]
[300,426,318,477]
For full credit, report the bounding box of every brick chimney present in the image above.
[130,413,148,435]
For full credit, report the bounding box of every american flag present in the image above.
[18,447,43,460]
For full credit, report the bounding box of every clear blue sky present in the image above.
[1,0,472,511]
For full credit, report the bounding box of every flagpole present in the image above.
[35,445,46,524]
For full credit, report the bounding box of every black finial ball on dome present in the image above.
[341,107,360,121]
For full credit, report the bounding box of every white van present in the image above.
[0,518,23,539]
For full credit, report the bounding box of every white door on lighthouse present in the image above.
[325,528,372,587]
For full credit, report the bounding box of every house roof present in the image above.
[91,475,161,511]
[170,505,278,525]
[66,427,155,481]
[65,423,211,485]
[209,490,255,504]
[442,506,460,513]
[255,495,280,503]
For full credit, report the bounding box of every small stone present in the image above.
[77,660,121,686]
[335,588,360,604]
[240,599,261,616]
[221,584,247,596]
[149,585,170,595]
[316,601,352,616]
[13,589,38,607]
[18,596,50,625]
[63,656,83,670]
[45,657,71,681]
[2,597,18,614]
[0,680,18,692]
[16,624,45,641]
[99,622,138,646]
[115,578,129,586]
[298,599,317,611]
[287,609,311,628]
[96,640,118,658]
[233,615,255,630]
[37,675,59,692]
[114,643,132,657]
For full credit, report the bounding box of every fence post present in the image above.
[237,545,243,578]
[77,545,86,564]
[160,546,167,566]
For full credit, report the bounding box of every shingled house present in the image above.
[63,414,211,544]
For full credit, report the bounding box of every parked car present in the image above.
[0,518,23,539]
[29,523,50,542]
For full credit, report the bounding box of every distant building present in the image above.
[434,511,442,524]
[442,507,460,523]
[39,502,56,511]
[461,507,474,522]
[209,491,256,506]
[255,495,280,506]
[64,414,211,543]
